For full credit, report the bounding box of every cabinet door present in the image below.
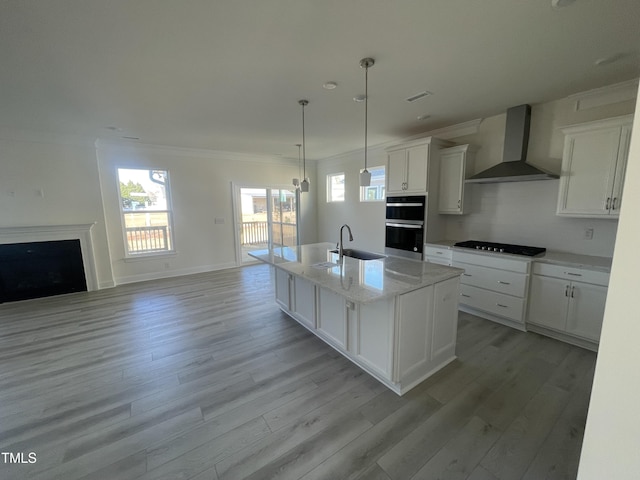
[610,123,633,215]
[356,299,395,379]
[292,276,316,329]
[405,145,429,193]
[274,268,291,310]
[527,275,569,331]
[396,285,434,380]
[317,287,347,350]
[438,150,465,214]
[557,127,621,216]
[566,282,607,341]
[387,149,407,194]
[431,277,459,361]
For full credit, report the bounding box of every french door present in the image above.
[234,186,299,265]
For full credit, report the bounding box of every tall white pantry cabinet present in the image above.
[557,115,633,218]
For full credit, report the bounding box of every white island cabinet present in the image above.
[251,243,463,395]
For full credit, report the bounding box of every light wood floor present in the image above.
[0,264,596,480]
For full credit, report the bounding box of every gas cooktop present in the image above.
[454,240,546,257]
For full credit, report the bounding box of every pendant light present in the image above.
[299,99,310,192]
[292,143,301,189]
[359,57,375,187]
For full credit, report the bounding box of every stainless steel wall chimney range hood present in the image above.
[466,104,559,183]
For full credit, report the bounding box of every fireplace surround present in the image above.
[0,224,99,302]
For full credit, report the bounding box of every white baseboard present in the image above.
[115,262,238,285]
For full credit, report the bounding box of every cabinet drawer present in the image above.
[532,262,609,286]
[424,246,453,261]
[455,262,528,297]
[453,251,530,273]
[459,284,525,323]
[426,257,453,267]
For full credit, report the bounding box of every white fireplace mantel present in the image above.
[0,223,99,291]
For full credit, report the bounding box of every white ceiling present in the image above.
[1,0,639,160]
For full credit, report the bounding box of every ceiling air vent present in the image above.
[405,91,432,102]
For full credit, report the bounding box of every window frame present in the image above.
[117,167,176,258]
[326,172,346,203]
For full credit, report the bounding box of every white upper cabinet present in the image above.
[438,144,477,215]
[386,137,452,195]
[557,115,633,218]
[387,144,429,194]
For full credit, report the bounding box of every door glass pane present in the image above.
[239,187,297,263]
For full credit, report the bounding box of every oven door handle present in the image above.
[386,202,424,207]
[385,222,423,229]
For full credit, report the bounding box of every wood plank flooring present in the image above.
[0,264,596,480]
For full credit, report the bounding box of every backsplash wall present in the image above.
[443,180,619,257]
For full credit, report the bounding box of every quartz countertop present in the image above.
[426,240,612,272]
[249,242,464,303]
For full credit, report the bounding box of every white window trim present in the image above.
[117,167,176,258]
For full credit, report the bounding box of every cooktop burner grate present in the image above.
[454,240,546,257]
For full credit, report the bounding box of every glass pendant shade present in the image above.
[360,169,371,187]
[300,178,310,192]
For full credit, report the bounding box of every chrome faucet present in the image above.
[338,224,354,262]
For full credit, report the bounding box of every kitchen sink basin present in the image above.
[330,249,386,260]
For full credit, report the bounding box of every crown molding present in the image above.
[568,78,639,111]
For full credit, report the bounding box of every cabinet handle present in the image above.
[571,286,575,298]
[496,303,508,308]
[566,272,582,277]
[457,199,461,208]
[612,197,618,210]
[460,293,471,298]
[565,285,569,297]
[606,197,611,210]
[436,251,443,255]
[497,280,511,285]
[463,273,472,277]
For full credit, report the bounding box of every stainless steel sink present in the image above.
[330,248,386,260]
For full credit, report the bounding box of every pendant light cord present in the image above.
[364,64,368,172]
[302,102,306,179]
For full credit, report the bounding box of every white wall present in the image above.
[577,82,640,479]
[315,147,387,252]
[97,142,317,284]
[0,132,115,288]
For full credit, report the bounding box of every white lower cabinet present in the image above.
[453,251,530,330]
[275,268,316,329]
[316,287,347,350]
[424,244,453,266]
[527,263,608,349]
[272,266,460,395]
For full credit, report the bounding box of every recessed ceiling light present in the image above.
[551,0,577,9]
[122,136,140,140]
[104,126,123,132]
[353,95,366,103]
[417,114,431,121]
[323,82,338,90]
[406,91,433,103]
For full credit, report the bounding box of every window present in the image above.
[360,166,386,201]
[117,168,174,255]
[327,173,345,202]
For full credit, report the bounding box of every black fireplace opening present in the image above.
[0,239,87,303]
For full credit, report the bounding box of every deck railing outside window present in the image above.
[126,226,169,253]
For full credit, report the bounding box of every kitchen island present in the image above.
[249,242,463,395]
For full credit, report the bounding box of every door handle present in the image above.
[612,197,618,210]
[606,197,611,210]
[565,285,569,297]
[571,286,575,298]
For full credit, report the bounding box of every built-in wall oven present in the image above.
[385,195,426,260]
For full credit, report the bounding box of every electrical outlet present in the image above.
[584,228,594,240]
[214,217,225,225]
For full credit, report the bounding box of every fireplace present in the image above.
[0,240,87,302]
[0,224,99,302]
